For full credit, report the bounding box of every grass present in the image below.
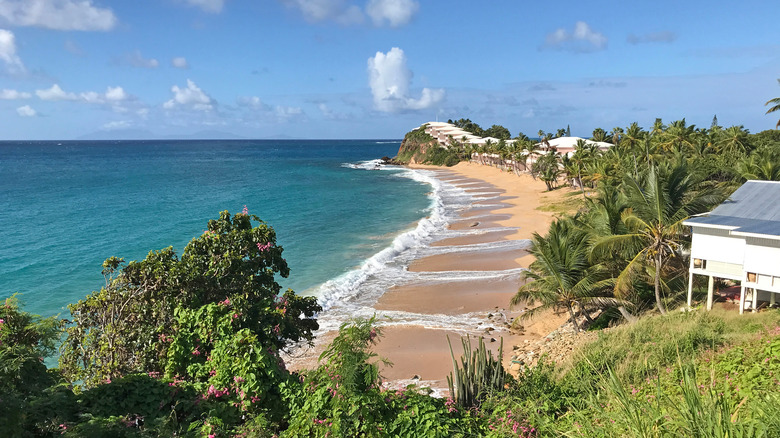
[536,189,590,216]
[560,308,780,390]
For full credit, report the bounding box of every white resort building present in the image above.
[684,180,780,313]
[534,136,613,157]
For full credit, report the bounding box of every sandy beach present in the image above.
[287,162,573,390]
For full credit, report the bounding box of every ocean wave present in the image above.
[315,166,453,311]
[340,159,387,170]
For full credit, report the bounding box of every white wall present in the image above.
[691,228,745,265]
[744,239,780,277]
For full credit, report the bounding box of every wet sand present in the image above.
[287,162,573,391]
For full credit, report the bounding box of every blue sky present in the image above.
[0,0,778,140]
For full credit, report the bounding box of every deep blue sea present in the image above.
[0,139,433,319]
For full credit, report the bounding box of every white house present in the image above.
[684,180,780,313]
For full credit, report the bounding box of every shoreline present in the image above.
[286,161,574,391]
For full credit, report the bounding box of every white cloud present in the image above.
[0,29,25,73]
[365,0,418,27]
[171,57,189,69]
[36,84,78,101]
[281,0,418,27]
[105,86,128,101]
[182,0,225,13]
[102,120,131,130]
[0,0,117,31]
[238,96,269,110]
[164,79,214,111]
[126,50,159,68]
[16,104,36,117]
[367,47,444,112]
[0,88,30,99]
[36,84,130,105]
[543,21,607,53]
[274,105,303,119]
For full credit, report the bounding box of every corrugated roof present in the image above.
[685,181,780,238]
[708,181,780,221]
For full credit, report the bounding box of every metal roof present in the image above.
[684,181,780,238]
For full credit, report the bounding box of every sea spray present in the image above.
[309,161,532,336]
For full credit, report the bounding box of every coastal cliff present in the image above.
[395,125,460,166]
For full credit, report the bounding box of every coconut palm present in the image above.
[531,151,561,191]
[765,79,780,129]
[716,125,750,156]
[622,122,646,178]
[591,127,609,142]
[511,220,623,332]
[592,164,722,314]
[736,148,780,181]
[659,119,697,153]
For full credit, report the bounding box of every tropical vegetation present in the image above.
[4,92,780,435]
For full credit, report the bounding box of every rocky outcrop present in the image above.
[395,126,440,164]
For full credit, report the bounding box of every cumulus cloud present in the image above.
[367,47,444,112]
[543,21,607,53]
[627,31,677,45]
[16,104,36,117]
[0,0,116,31]
[125,50,159,68]
[0,29,25,73]
[238,96,269,111]
[365,0,418,27]
[0,88,30,99]
[274,105,303,119]
[36,84,77,101]
[164,79,214,111]
[171,57,189,69]
[105,86,128,101]
[36,84,130,105]
[281,0,418,27]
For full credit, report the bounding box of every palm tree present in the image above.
[531,151,561,191]
[659,119,697,153]
[511,220,622,332]
[736,148,780,181]
[610,127,624,146]
[622,122,645,178]
[716,125,750,156]
[593,164,721,314]
[591,127,609,142]
[765,79,780,129]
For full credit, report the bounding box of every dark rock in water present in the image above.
[411,374,420,380]
[381,156,402,165]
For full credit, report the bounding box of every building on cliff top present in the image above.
[684,180,780,313]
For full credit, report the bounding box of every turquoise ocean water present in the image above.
[0,139,433,319]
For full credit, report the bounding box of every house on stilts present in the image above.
[684,180,780,313]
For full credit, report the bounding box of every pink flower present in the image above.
[192,348,201,356]
[242,205,248,215]
[0,318,4,324]
[256,242,272,252]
